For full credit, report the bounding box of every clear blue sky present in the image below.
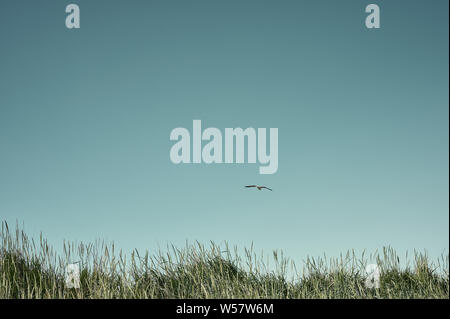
[0,0,448,264]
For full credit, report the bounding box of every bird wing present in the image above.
[261,186,273,191]
[245,185,257,188]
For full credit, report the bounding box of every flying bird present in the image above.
[245,185,273,191]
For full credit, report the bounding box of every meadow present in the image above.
[0,221,448,299]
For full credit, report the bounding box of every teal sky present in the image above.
[0,0,448,264]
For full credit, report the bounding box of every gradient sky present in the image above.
[0,0,448,265]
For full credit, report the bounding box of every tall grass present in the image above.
[0,221,448,299]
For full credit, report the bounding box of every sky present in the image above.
[0,0,448,266]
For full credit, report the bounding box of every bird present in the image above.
[245,185,273,191]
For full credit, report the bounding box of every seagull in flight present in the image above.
[245,185,273,191]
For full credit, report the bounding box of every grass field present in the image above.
[0,222,448,299]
